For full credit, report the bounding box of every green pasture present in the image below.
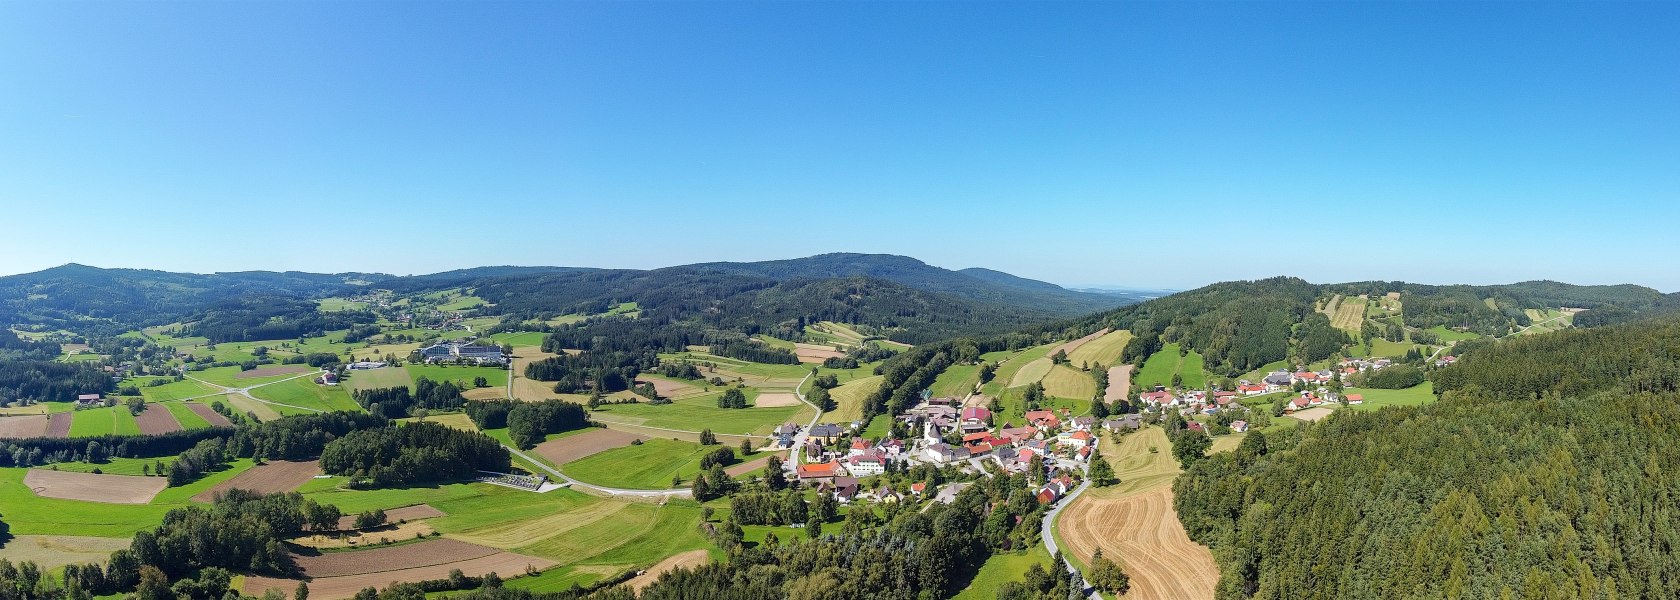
[561,438,711,489]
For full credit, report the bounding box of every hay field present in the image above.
[1041,365,1096,400]
[1067,329,1133,368]
[1057,426,1219,600]
[1009,358,1054,388]
[1327,295,1367,332]
[0,535,131,570]
[1049,328,1110,359]
[510,347,562,402]
[828,375,882,422]
[1104,365,1134,403]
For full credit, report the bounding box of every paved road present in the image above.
[1042,461,1101,599]
[784,371,819,466]
[181,370,328,413]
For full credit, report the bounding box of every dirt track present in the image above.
[133,405,182,435]
[25,470,168,504]
[533,428,648,465]
[192,460,320,501]
[44,413,71,438]
[1060,486,1218,600]
[186,403,234,427]
[0,415,49,438]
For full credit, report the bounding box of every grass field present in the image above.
[561,438,709,489]
[1135,344,1207,390]
[0,459,257,538]
[1066,329,1133,368]
[1346,382,1435,410]
[1426,325,1482,343]
[134,378,219,402]
[982,343,1055,397]
[249,377,362,412]
[589,388,811,435]
[1041,365,1096,400]
[343,366,413,392]
[65,406,142,437]
[405,364,510,389]
[1009,358,1055,388]
[484,331,548,347]
[316,297,368,312]
[828,375,883,423]
[953,548,1053,600]
[930,364,980,399]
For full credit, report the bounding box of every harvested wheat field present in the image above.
[25,470,168,504]
[44,413,72,438]
[1105,365,1134,403]
[1059,486,1218,600]
[626,549,710,592]
[185,403,234,427]
[462,387,505,401]
[1055,425,1220,600]
[1290,407,1335,422]
[333,504,446,530]
[294,538,501,577]
[725,451,787,477]
[245,545,556,600]
[0,415,49,438]
[235,366,311,379]
[192,459,319,501]
[0,535,132,570]
[533,428,647,465]
[1050,328,1110,359]
[132,405,182,435]
[753,393,802,408]
[793,343,846,363]
[634,376,700,399]
[510,347,561,401]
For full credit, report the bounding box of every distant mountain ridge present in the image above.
[0,255,1136,339]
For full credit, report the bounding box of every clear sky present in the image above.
[1,1,1676,291]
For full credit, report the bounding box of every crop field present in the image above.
[185,402,234,426]
[828,375,882,422]
[1105,364,1134,403]
[793,343,846,363]
[0,535,132,570]
[0,404,48,416]
[24,469,169,504]
[511,348,563,401]
[804,321,866,347]
[1326,295,1368,332]
[930,364,979,399]
[1066,329,1133,368]
[635,375,704,399]
[249,378,361,412]
[561,438,709,489]
[132,404,183,435]
[1135,344,1207,389]
[1056,426,1220,600]
[533,428,648,466]
[44,413,71,437]
[1041,365,1096,400]
[192,459,321,501]
[0,415,49,438]
[158,402,210,429]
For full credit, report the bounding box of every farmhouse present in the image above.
[796,461,844,484]
[1231,420,1249,432]
[1345,394,1364,405]
[1263,370,1293,386]
[75,394,103,408]
[1102,414,1141,432]
[1140,390,1174,406]
[1024,410,1061,430]
[959,406,991,433]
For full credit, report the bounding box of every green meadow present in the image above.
[561,438,710,489]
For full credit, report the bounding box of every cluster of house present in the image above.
[417,342,507,366]
[784,395,1133,505]
[1434,355,1458,367]
[1137,357,1398,412]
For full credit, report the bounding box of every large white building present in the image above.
[418,342,507,365]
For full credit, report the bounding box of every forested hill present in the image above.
[681,253,1127,314]
[469,267,1091,344]
[0,264,374,335]
[1174,314,1680,599]
[1035,276,1672,377]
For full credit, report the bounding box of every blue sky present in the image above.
[1,1,1676,291]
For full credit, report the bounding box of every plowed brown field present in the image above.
[192,460,319,501]
[133,405,182,435]
[0,415,48,438]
